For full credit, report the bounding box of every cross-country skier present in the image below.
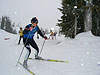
[18,27,23,45]
[23,17,47,68]
[49,30,54,40]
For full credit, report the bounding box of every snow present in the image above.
[0,29,100,75]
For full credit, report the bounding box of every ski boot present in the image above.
[35,55,42,59]
[23,60,28,68]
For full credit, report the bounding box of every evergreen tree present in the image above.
[5,16,13,33]
[57,0,86,38]
[0,16,17,34]
[58,0,100,37]
[1,16,6,30]
[91,0,100,36]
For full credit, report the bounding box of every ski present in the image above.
[18,62,35,75]
[28,58,69,63]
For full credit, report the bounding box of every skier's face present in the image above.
[32,23,37,27]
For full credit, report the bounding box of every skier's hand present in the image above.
[44,36,47,40]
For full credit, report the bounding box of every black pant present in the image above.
[18,36,23,45]
[23,38,39,60]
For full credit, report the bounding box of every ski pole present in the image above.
[39,39,46,56]
[14,34,19,44]
[16,36,29,67]
[16,45,25,66]
[16,32,31,67]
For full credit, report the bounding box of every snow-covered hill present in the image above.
[0,29,100,75]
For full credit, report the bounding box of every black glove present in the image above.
[44,36,47,40]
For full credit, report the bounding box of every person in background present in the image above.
[49,30,54,40]
[23,17,47,68]
[53,31,57,40]
[18,27,23,45]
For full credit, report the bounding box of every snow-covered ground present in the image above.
[0,29,100,75]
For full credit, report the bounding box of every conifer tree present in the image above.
[0,16,17,34]
[5,16,13,33]
[92,0,100,36]
[57,0,100,37]
[57,0,86,38]
[1,16,6,30]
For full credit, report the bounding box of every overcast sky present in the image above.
[0,0,62,30]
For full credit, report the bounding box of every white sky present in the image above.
[0,0,62,30]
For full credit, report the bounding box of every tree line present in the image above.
[0,16,17,34]
[57,0,100,38]
[0,16,53,35]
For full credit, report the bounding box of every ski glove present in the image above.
[44,36,47,40]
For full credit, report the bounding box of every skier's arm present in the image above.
[37,26,47,40]
[37,26,45,38]
[23,25,30,34]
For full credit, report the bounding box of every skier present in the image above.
[49,30,54,40]
[23,17,47,68]
[18,27,23,45]
[53,31,57,40]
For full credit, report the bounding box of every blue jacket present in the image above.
[23,24,44,39]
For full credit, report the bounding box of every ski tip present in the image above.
[28,58,32,59]
[65,61,69,63]
[29,71,35,75]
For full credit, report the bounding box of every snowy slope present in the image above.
[0,29,100,75]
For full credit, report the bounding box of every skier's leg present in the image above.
[29,39,41,59]
[23,38,31,68]
[18,36,21,45]
[25,45,31,60]
[20,36,23,43]
[23,44,31,68]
